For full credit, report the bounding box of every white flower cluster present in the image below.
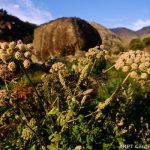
[0,40,33,70]
[49,62,67,73]
[85,45,108,59]
[115,50,150,80]
[72,46,108,73]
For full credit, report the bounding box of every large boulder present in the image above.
[33,17,102,61]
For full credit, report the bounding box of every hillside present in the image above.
[136,26,150,38]
[110,27,139,45]
[111,26,150,45]
[0,9,37,42]
[90,22,123,53]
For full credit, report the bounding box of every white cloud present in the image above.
[13,4,20,8]
[0,0,53,24]
[130,19,150,30]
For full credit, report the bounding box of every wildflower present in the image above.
[6,48,14,55]
[127,59,134,65]
[100,44,104,49]
[21,128,34,141]
[58,71,67,89]
[17,43,26,51]
[50,62,67,73]
[26,43,33,50]
[144,61,150,68]
[122,66,129,73]
[130,71,138,79]
[0,53,9,63]
[41,73,48,81]
[147,68,150,74]
[74,145,82,150]
[17,40,23,45]
[0,42,8,49]
[141,73,148,80]
[28,118,36,127]
[23,59,31,69]
[82,89,94,95]
[7,62,16,72]
[9,41,16,49]
[134,58,141,63]
[15,51,24,60]
[139,64,146,72]
[72,64,80,73]
[81,95,87,105]
[131,63,138,70]
[24,51,32,58]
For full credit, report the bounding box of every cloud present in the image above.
[130,19,150,30]
[0,0,53,24]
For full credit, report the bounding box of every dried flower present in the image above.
[141,73,148,80]
[131,63,138,70]
[6,48,14,55]
[122,66,129,73]
[50,62,67,73]
[7,62,16,72]
[23,59,31,69]
[17,40,23,45]
[24,51,32,59]
[0,42,8,49]
[9,41,16,49]
[130,71,138,79]
[15,51,24,60]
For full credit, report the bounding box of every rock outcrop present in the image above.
[33,17,102,61]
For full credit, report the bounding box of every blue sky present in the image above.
[1,0,150,30]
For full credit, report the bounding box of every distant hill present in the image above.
[90,22,123,53]
[0,9,37,42]
[110,26,150,45]
[136,26,150,37]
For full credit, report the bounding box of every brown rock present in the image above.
[33,17,102,61]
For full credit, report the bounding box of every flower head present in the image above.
[7,62,16,72]
[23,59,31,69]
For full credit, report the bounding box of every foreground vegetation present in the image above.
[0,41,150,150]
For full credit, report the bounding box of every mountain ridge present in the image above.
[110,26,150,45]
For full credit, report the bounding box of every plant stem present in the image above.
[103,65,115,73]
[4,80,9,91]
[19,63,46,115]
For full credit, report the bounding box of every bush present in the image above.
[129,38,144,50]
[143,37,150,47]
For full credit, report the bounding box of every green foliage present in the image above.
[143,36,150,47]
[129,38,144,50]
[0,46,150,149]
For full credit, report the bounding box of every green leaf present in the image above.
[47,107,59,116]
[47,144,57,150]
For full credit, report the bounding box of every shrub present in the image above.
[129,38,144,50]
[143,37,150,47]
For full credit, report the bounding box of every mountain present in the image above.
[0,9,37,42]
[110,26,150,45]
[90,22,123,53]
[136,26,150,37]
[110,27,139,45]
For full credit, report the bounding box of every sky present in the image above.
[0,0,150,30]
